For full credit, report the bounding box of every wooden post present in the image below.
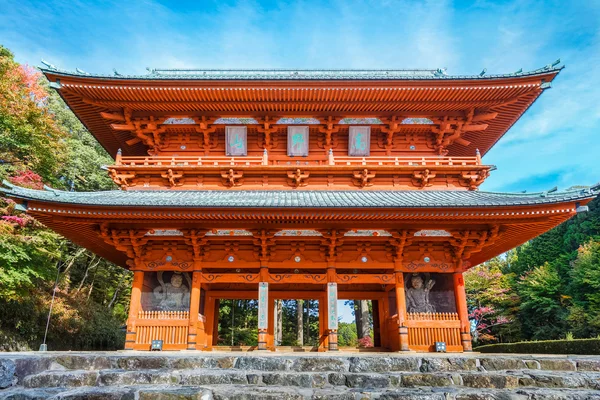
[380,295,390,349]
[204,296,215,350]
[187,270,202,350]
[454,272,473,351]
[394,270,410,351]
[258,282,269,350]
[372,299,381,347]
[212,299,220,346]
[125,270,144,350]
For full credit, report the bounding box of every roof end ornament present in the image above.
[545,58,561,70]
[479,68,487,77]
[40,60,57,70]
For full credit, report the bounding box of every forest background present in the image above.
[0,44,599,351]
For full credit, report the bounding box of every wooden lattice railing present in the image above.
[405,312,462,352]
[133,310,204,350]
[115,154,481,168]
[407,312,459,321]
[137,310,189,319]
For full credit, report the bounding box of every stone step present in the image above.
[17,368,600,391]
[3,384,600,400]
[5,354,600,378]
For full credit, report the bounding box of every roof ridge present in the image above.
[38,64,564,81]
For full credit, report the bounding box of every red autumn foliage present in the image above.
[9,170,44,189]
[358,336,374,348]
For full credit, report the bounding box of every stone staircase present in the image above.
[1,352,599,399]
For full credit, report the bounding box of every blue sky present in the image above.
[3,0,599,323]
[2,0,599,193]
[2,0,599,322]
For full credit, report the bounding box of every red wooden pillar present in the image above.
[204,296,215,350]
[454,272,473,351]
[187,270,202,350]
[266,295,274,350]
[394,270,410,351]
[125,270,144,350]
[380,295,390,349]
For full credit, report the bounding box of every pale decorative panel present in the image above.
[258,282,269,329]
[287,126,309,156]
[327,283,338,330]
[225,126,247,156]
[348,126,371,156]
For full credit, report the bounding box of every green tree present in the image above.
[568,240,600,337]
[518,262,568,340]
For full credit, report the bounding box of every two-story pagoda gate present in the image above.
[3,65,597,352]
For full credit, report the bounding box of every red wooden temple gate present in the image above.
[2,65,597,352]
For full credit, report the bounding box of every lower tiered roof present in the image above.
[2,182,595,208]
[2,181,597,269]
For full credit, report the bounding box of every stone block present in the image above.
[349,357,419,373]
[55,355,111,370]
[51,387,136,400]
[138,387,213,400]
[98,370,180,386]
[478,358,524,371]
[0,358,17,389]
[235,357,292,371]
[291,357,348,372]
[327,372,346,386]
[520,372,589,389]
[23,370,98,388]
[311,389,356,400]
[114,356,169,370]
[379,391,447,400]
[400,373,454,387]
[261,372,313,388]
[210,386,307,400]
[537,359,576,371]
[420,357,477,372]
[179,370,248,385]
[345,373,390,388]
[577,360,600,371]
[461,373,519,389]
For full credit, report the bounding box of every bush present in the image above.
[475,338,600,355]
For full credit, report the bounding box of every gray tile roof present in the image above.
[1,181,596,209]
[40,65,563,81]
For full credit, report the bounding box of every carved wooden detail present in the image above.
[192,116,218,155]
[412,169,436,189]
[317,116,342,152]
[352,169,375,188]
[460,169,490,190]
[287,169,310,188]
[256,116,280,150]
[221,169,244,187]
[429,109,497,155]
[379,116,403,155]
[108,169,136,189]
[159,169,182,187]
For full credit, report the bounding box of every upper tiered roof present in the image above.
[41,64,562,158]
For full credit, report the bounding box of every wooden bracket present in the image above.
[161,169,184,187]
[352,169,375,188]
[221,169,244,187]
[412,169,436,189]
[287,169,310,188]
[108,168,136,189]
[379,116,404,155]
[256,116,280,150]
[317,116,342,152]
